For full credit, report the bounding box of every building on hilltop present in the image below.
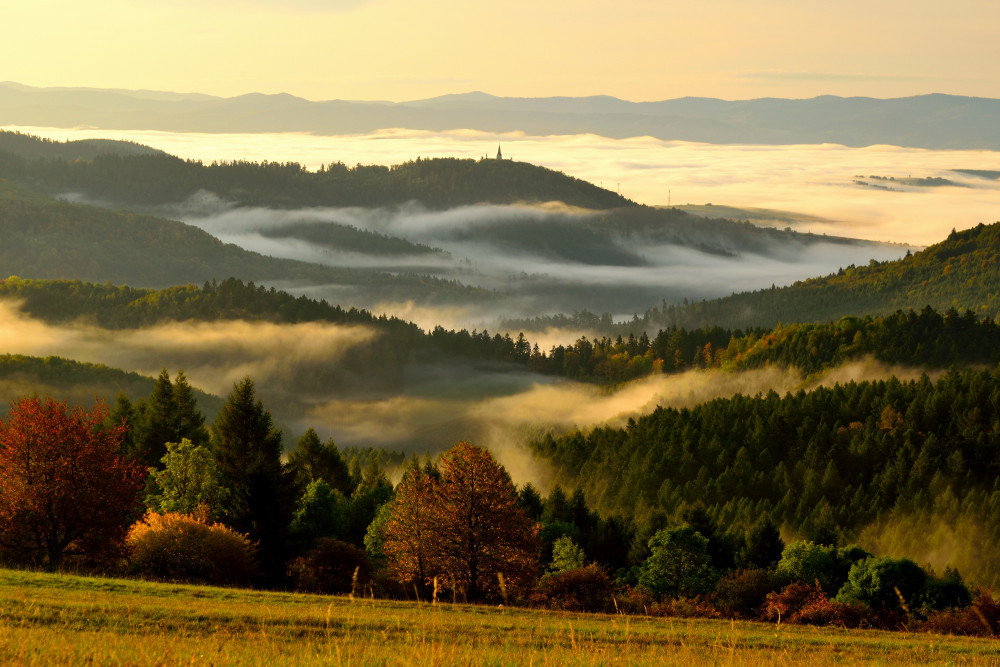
[497,144,503,160]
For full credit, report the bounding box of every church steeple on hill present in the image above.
[496,144,502,160]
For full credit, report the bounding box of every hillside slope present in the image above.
[0,183,486,302]
[645,222,1000,330]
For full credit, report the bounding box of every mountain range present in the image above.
[3,82,999,149]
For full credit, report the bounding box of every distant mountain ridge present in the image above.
[2,82,999,149]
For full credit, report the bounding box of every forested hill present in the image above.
[0,184,486,302]
[0,276,538,382]
[0,354,224,419]
[0,131,631,210]
[641,222,1000,330]
[0,130,163,160]
[532,365,1000,585]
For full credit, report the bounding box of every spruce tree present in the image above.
[173,370,209,446]
[212,376,290,586]
[141,369,178,466]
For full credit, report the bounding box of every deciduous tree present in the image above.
[380,460,439,594]
[433,442,539,602]
[0,396,146,569]
[144,438,227,519]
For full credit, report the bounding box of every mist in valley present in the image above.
[0,298,945,491]
[162,194,909,332]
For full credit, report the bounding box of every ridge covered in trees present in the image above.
[0,131,632,210]
[0,184,486,301]
[645,222,1000,330]
[530,365,1000,586]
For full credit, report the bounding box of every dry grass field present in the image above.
[1,567,998,666]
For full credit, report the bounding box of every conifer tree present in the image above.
[212,376,290,586]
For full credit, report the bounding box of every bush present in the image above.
[613,586,658,615]
[920,588,1000,637]
[776,541,869,595]
[835,556,927,612]
[288,538,372,595]
[127,512,256,586]
[713,568,779,618]
[764,581,827,622]
[535,564,615,612]
[764,581,881,628]
[920,569,973,613]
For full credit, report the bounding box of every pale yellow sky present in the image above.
[4,0,999,101]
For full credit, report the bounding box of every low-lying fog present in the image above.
[0,301,936,488]
[8,124,1000,246]
[162,195,908,330]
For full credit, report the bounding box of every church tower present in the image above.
[496,144,503,160]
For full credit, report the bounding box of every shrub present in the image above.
[764,580,880,628]
[835,556,927,612]
[613,585,658,615]
[127,512,256,586]
[920,588,1000,637]
[776,541,870,595]
[764,581,827,622]
[713,568,779,618]
[288,538,372,595]
[536,564,615,612]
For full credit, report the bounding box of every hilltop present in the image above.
[0,131,632,210]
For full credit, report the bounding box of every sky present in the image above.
[5,0,1000,102]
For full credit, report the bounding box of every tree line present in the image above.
[7,276,1000,393]
[0,372,994,635]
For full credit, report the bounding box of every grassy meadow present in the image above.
[1,568,999,665]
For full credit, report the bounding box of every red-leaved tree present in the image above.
[0,397,147,569]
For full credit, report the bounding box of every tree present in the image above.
[136,369,208,468]
[432,442,539,602]
[638,525,715,598]
[0,397,146,569]
[139,369,177,466]
[211,377,290,586]
[380,460,439,594]
[289,480,345,552]
[287,428,351,495]
[835,556,928,611]
[743,516,785,569]
[548,535,586,575]
[144,438,227,519]
[172,370,209,446]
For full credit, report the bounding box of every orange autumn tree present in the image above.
[381,459,439,596]
[0,397,147,569]
[382,442,539,602]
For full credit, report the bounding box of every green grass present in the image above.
[1,567,998,665]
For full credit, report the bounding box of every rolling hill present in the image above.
[638,221,1000,331]
[0,183,487,303]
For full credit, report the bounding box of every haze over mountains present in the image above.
[3,81,1000,149]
